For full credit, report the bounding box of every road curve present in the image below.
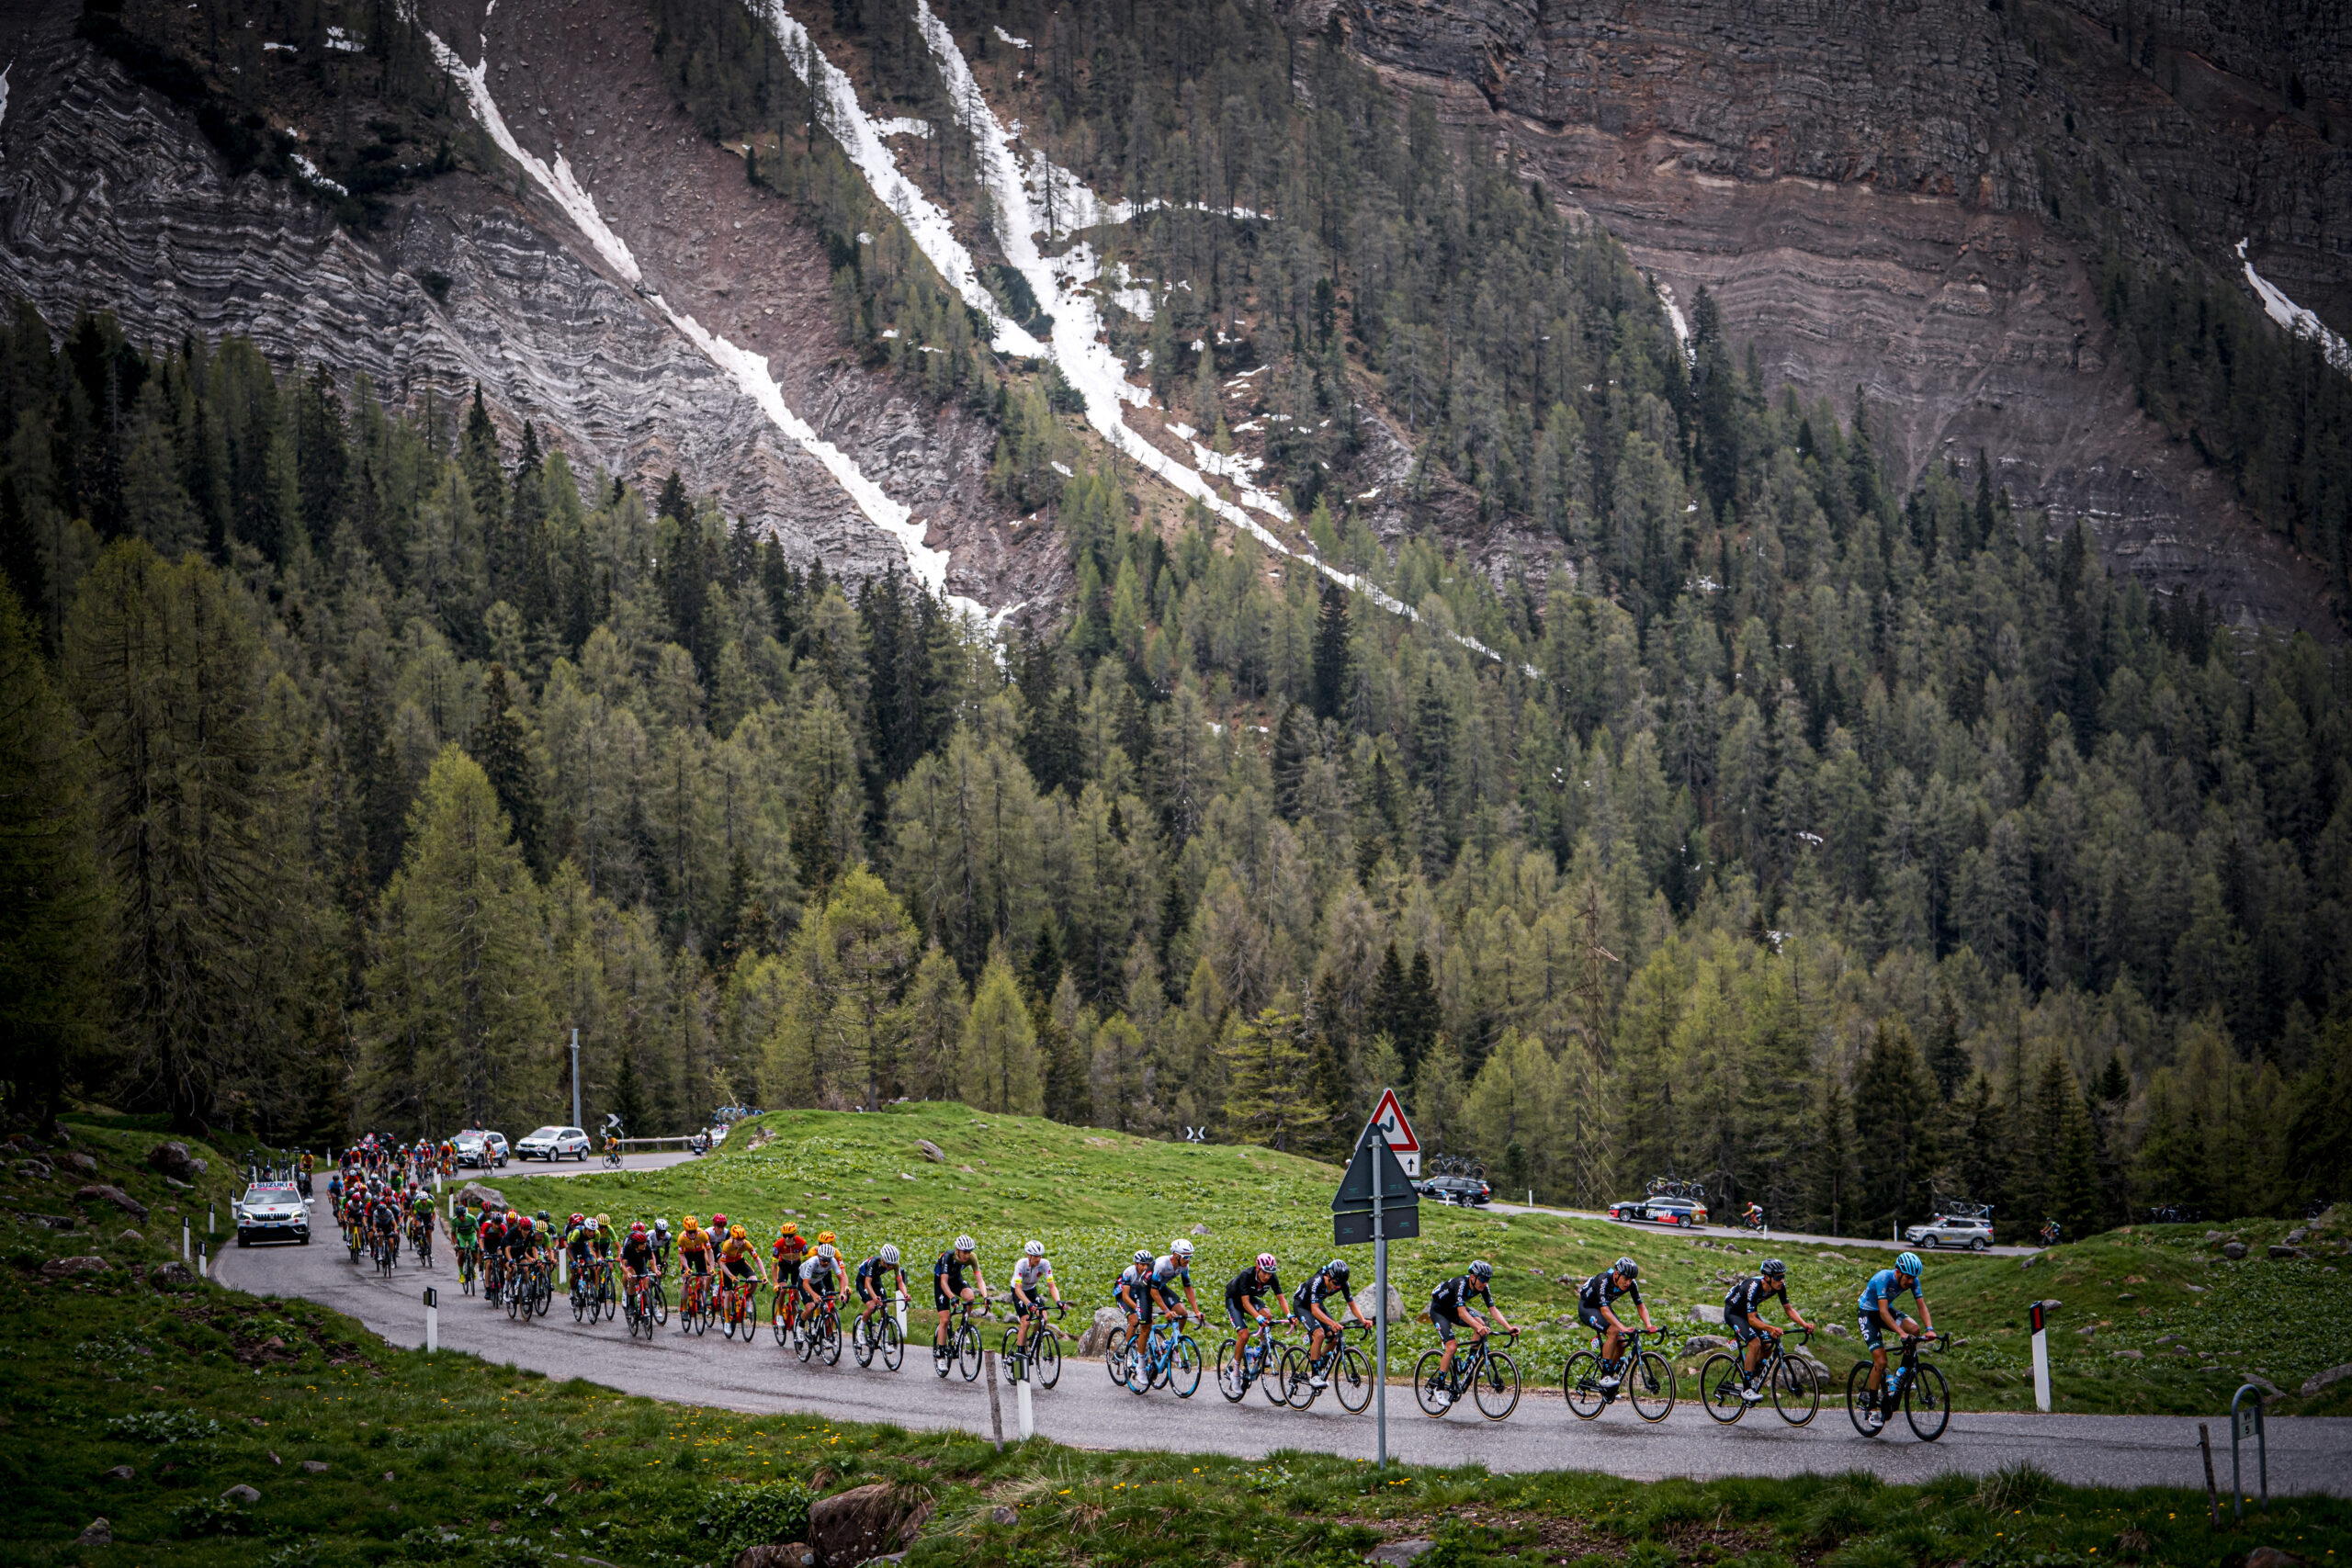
[1484,1203,2041,1258]
[217,1224,2352,1495]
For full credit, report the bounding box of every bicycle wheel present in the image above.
[1103,1328,1130,1385]
[771,1292,791,1347]
[1414,1351,1452,1416]
[1334,1345,1374,1413]
[573,1279,590,1324]
[1036,1330,1060,1389]
[1697,1354,1746,1424]
[820,1312,842,1365]
[1629,1350,1677,1423]
[1170,1335,1202,1397]
[1255,1340,1285,1406]
[1845,1362,1883,1436]
[1474,1350,1521,1421]
[957,1322,982,1382]
[879,1316,903,1371]
[1124,1335,1153,1395]
[796,1306,819,1361]
[1904,1362,1951,1442]
[506,1277,524,1320]
[649,1280,668,1326]
[535,1271,552,1318]
[1772,1355,1821,1427]
[1216,1340,1248,1403]
[1561,1351,1607,1420]
[853,1315,876,1367]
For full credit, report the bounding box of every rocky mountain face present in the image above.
[0,0,1061,615]
[1327,0,2349,635]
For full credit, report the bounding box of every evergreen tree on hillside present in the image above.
[470,665,544,874]
[1852,1019,1939,1235]
[1220,1006,1321,1154]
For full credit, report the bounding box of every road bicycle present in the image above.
[457,1243,479,1297]
[602,1140,624,1169]
[1216,1314,1292,1406]
[677,1268,718,1337]
[1698,1326,1819,1427]
[1125,1311,1203,1397]
[506,1255,550,1320]
[717,1270,762,1344]
[1847,1331,1951,1441]
[1562,1325,1676,1422]
[1278,1323,1374,1413]
[624,1271,670,1339]
[1001,1301,1068,1388]
[1415,1325,1521,1420]
[482,1250,506,1305]
[850,1302,905,1371]
[797,1293,843,1365]
[933,1294,993,1382]
[373,1226,401,1274]
[572,1258,615,1324]
[409,1217,434,1269]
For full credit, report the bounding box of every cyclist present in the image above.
[451,1196,482,1274]
[502,1213,540,1295]
[1724,1258,1813,1402]
[367,1184,401,1257]
[854,1244,902,1342]
[1223,1251,1284,1384]
[1009,1239,1063,1377]
[619,1219,661,1313]
[650,1217,673,1271]
[1429,1260,1515,1409]
[771,1223,809,1342]
[1114,1248,1156,1346]
[1577,1257,1654,1392]
[799,1241,844,1341]
[438,1139,454,1176]
[675,1217,716,1322]
[720,1224,760,1322]
[1291,1258,1372,1390]
[479,1205,508,1296]
[933,1235,988,1374]
[1144,1237,1200,1334]
[1743,1201,1764,1229]
[565,1213,599,1287]
[1857,1252,1933,1422]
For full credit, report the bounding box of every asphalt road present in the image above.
[1484,1203,2041,1258]
[218,1222,2352,1496]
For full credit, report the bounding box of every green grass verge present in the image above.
[5,1252,2348,1568]
[482,1105,2352,1416]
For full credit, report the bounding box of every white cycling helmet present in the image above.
[1170,1237,1193,1259]
[956,1234,977,1252]
[881,1245,900,1266]
[1133,1249,1154,1267]
[1023,1239,1045,1258]
[817,1243,836,1260]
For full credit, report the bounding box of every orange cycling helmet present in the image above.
[816,1230,835,1247]
[779,1221,798,1236]
[730,1224,747,1240]
[683,1216,702,1232]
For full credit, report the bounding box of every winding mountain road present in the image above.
[218,1221,2352,1495]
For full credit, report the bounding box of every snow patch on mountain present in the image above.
[2238,239,2350,375]
[872,117,931,138]
[416,18,986,618]
[1,62,12,141]
[289,152,348,197]
[744,0,1044,357]
[992,25,1029,48]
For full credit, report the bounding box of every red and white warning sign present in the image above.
[1369,1087,1419,1177]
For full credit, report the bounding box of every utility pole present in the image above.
[570,1028,582,1129]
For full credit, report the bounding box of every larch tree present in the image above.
[963,947,1042,1114]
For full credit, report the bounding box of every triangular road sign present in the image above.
[1369,1087,1419,1175]
[1332,1126,1419,1210]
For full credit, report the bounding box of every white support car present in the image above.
[514,1125,591,1161]
[1904,1213,1996,1250]
[234,1181,311,1247]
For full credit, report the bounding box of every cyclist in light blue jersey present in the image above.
[1857,1251,1932,1418]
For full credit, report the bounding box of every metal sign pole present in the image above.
[1373,1128,1387,1472]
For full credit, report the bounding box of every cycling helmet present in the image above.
[1326,1258,1350,1280]
[956,1235,977,1252]
[817,1243,836,1260]
[780,1221,798,1236]
[570,1213,584,1228]
[1024,1239,1046,1258]
[817,1230,835,1246]
[1759,1257,1787,1279]
[1170,1237,1194,1259]
[594,1213,609,1228]
[1614,1257,1639,1280]
[1468,1259,1494,1280]
[630,1222,648,1237]
[1256,1252,1277,1270]
[683,1216,702,1232]
[1895,1251,1923,1277]
[654,1218,670,1234]
[518,1216,534,1234]
[730,1224,747,1240]
[537,1210,551,1224]
[710,1213,729,1232]
[1133,1249,1155,1267]
[881,1245,900,1266]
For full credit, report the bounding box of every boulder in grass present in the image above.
[76,1518,111,1547]
[2245,1550,2303,1568]
[456,1183,506,1213]
[1366,1540,1438,1565]
[915,1140,945,1164]
[1076,1306,1126,1358]
[2222,1242,2249,1260]
[41,1255,106,1277]
[806,1481,935,1567]
[221,1484,261,1504]
[1351,1282,1406,1323]
[2267,1245,2301,1260]
[2299,1363,2352,1399]
[77,1183,150,1221]
[99,1465,134,1483]
[1679,1335,1736,1357]
[146,1142,199,1181]
[734,1546,817,1568]
[148,1260,196,1291]
[61,1152,97,1175]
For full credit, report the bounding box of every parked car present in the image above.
[514,1125,591,1161]
[1904,1213,1995,1250]
[1417,1174,1493,1207]
[1608,1196,1710,1227]
[234,1181,311,1247]
[453,1129,509,1168]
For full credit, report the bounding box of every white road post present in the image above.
[424,1286,438,1354]
[182,1221,190,1261]
[559,1250,568,1289]
[1015,1359,1035,1439]
[2030,1300,2052,1413]
[198,1244,208,1280]
[896,1281,908,1338]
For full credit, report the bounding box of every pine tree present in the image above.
[1219,1007,1322,1152]
[963,948,1042,1114]
[1309,577,1351,722]
[1852,1017,1938,1237]
[470,665,544,874]
[610,1044,650,1140]
[899,941,970,1101]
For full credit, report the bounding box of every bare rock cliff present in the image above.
[1329,0,2348,635]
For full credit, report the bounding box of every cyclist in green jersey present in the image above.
[451,1200,481,1259]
